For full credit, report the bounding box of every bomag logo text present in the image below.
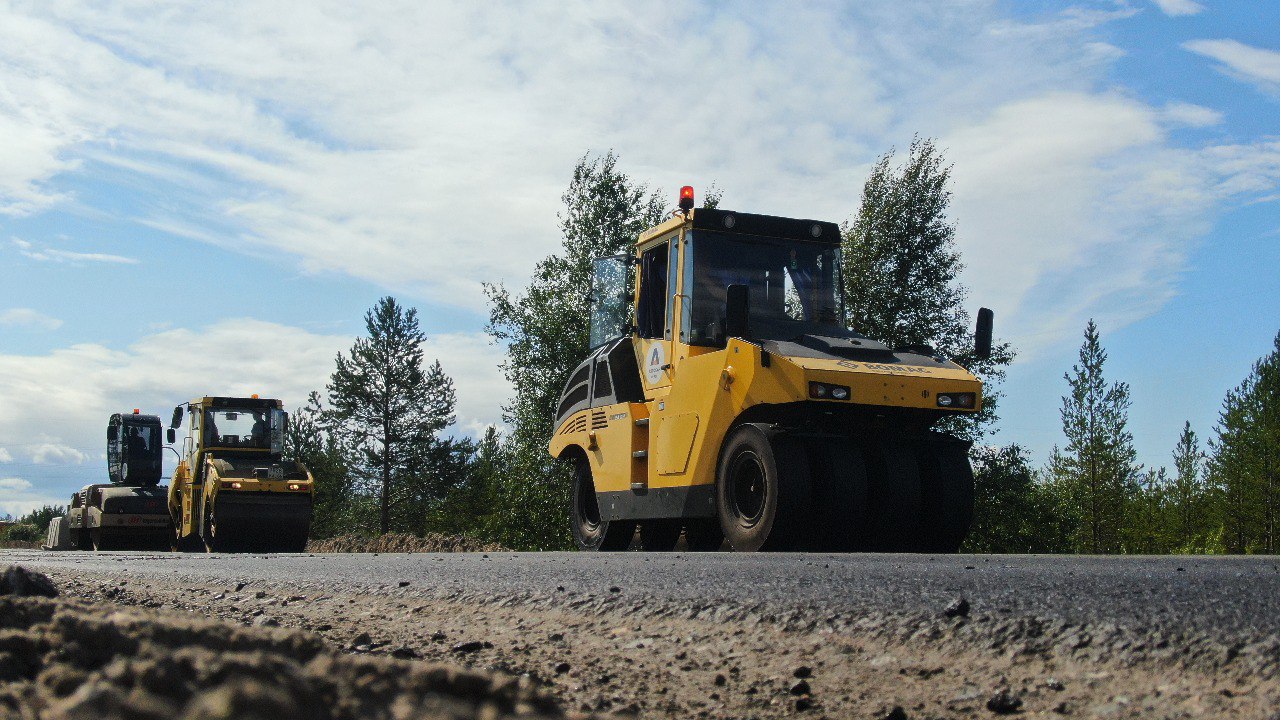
[865,363,932,374]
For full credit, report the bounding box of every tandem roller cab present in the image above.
[167,395,314,553]
[548,187,995,553]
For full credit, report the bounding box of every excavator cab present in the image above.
[107,410,164,486]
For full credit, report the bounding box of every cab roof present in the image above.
[637,208,840,246]
[189,396,283,410]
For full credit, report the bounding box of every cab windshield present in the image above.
[204,409,272,449]
[685,231,847,346]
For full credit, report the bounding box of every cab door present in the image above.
[634,238,679,395]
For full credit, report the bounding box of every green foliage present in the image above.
[1165,421,1216,551]
[326,296,463,534]
[1207,332,1280,553]
[18,505,64,535]
[287,391,366,538]
[840,136,1013,441]
[483,152,669,549]
[964,444,1073,553]
[1051,319,1141,554]
[0,522,42,544]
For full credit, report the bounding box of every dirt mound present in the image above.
[306,533,507,554]
[0,568,562,720]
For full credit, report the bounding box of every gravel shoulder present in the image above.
[7,550,1280,719]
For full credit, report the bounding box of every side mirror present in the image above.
[166,428,176,445]
[975,307,994,361]
[170,406,184,429]
[725,284,750,339]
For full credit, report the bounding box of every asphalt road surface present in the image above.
[9,549,1279,640]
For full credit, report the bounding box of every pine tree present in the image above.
[327,297,459,534]
[1054,319,1141,553]
[1208,332,1280,553]
[841,136,1013,440]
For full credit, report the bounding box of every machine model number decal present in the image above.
[645,344,666,384]
[610,413,627,421]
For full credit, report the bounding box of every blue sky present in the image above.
[1,1,1278,516]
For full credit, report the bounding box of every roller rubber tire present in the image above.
[716,424,813,552]
[862,437,924,552]
[639,520,682,552]
[918,432,975,553]
[683,519,725,551]
[570,458,635,551]
[807,439,869,552]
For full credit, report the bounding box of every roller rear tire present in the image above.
[570,457,635,551]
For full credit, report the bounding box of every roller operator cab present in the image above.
[167,396,313,552]
[549,189,994,553]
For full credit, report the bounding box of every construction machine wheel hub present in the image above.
[728,452,767,525]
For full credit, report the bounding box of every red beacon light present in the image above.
[679,185,695,213]
[132,408,140,414]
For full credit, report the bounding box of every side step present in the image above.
[631,450,648,459]
[635,418,649,427]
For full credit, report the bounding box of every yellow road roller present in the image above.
[549,187,993,552]
[167,395,313,552]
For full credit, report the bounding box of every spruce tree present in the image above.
[327,297,459,534]
[841,136,1013,440]
[1053,319,1140,553]
[1168,421,1209,549]
[1208,332,1280,553]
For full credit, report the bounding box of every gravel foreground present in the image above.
[5,555,1280,719]
[0,567,561,720]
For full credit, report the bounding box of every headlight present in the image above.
[809,382,850,401]
[937,393,976,409]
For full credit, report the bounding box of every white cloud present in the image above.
[1161,102,1224,128]
[421,332,512,437]
[0,448,12,462]
[1185,39,1280,91]
[0,308,63,331]
[1151,0,1204,17]
[0,476,66,519]
[10,237,138,264]
[0,3,1276,367]
[946,92,1280,358]
[30,444,88,465]
[0,478,32,492]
